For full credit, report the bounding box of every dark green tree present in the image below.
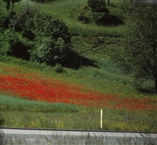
[87,0,123,25]
[0,0,8,30]
[107,0,110,5]
[32,13,71,44]
[3,0,21,10]
[28,13,72,66]
[87,0,109,25]
[120,2,157,93]
[87,0,109,13]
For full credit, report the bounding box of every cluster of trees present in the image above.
[1,0,95,69]
[78,0,123,25]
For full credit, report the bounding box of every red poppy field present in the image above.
[1,63,157,112]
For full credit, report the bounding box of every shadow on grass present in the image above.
[61,50,98,69]
[136,88,156,95]
[6,44,98,70]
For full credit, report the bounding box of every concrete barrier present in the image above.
[0,128,157,145]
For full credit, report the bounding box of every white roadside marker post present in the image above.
[100,109,103,129]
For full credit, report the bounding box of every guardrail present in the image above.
[0,128,157,145]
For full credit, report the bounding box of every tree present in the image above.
[108,0,110,5]
[3,0,21,10]
[28,13,72,66]
[87,0,109,25]
[121,2,157,93]
[87,0,109,13]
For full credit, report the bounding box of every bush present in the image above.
[87,0,123,25]
[30,37,70,66]
[87,0,109,13]
[29,13,71,44]
[78,6,92,24]
[92,12,108,25]
[78,13,91,24]
[27,12,72,66]
[54,63,64,73]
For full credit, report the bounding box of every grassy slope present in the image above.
[1,0,157,130]
[8,0,156,97]
[36,0,126,37]
[1,61,157,130]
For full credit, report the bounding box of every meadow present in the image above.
[0,0,157,131]
[0,61,157,131]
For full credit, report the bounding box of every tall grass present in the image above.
[1,94,157,131]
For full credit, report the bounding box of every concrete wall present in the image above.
[1,128,157,145]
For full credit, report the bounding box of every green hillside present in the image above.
[0,0,157,130]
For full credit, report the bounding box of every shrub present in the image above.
[78,12,91,24]
[30,37,70,66]
[87,0,123,25]
[87,0,109,13]
[78,6,92,24]
[29,13,71,44]
[27,12,72,66]
[54,63,64,73]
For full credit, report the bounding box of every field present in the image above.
[1,61,157,131]
[0,0,157,131]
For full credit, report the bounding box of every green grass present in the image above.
[0,55,155,97]
[18,0,126,37]
[0,94,80,113]
[1,110,157,131]
[1,94,157,131]
[0,60,157,131]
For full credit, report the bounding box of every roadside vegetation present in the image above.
[0,0,157,131]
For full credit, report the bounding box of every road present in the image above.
[0,128,157,145]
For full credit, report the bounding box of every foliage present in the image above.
[30,37,69,65]
[1,1,89,68]
[0,1,37,59]
[0,0,8,30]
[29,12,71,43]
[87,0,108,25]
[3,0,21,10]
[87,0,109,13]
[78,6,92,24]
[27,12,72,66]
[117,2,157,93]
[8,31,32,60]
[82,0,123,25]
[54,63,64,73]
